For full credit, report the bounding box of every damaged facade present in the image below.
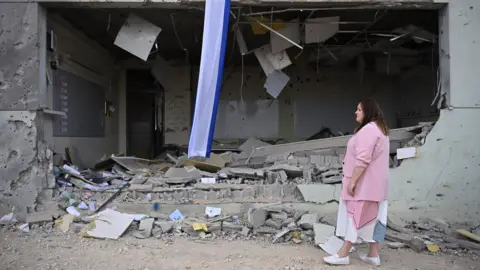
[0,0,479,230]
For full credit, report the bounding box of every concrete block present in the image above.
[298,213,320,230]
[248,208,267,229]
[241,226,250,236]
[265,219,282,230]
[297,184,336,204]
[222,222,243,232]
[313,223,335,245]
[26,211,54,224]
[255,226,277,235]
[271,212,288,221]
[134,218,154,239]
[154,221,174,233]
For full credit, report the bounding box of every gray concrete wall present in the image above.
[390,0,480,223]
[0,3,53,218]
[43,14,120,168]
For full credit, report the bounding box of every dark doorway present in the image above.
[126,69,164,159]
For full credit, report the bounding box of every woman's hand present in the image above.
[348,182,356,196]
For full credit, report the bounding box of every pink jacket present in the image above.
[341,122,389,202]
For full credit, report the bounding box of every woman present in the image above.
[323,98,390,266]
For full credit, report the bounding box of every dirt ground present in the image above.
[1,228,478,270]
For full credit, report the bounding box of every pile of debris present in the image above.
[39,122,435,207]
[1,203,479,259]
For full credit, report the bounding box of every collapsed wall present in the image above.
[0,3,53,218]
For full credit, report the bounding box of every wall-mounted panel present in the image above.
[52,68,105,137]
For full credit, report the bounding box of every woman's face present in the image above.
[355,103,364,124]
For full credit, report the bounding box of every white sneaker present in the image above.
[359,253,381,266]
[323,254,350,265]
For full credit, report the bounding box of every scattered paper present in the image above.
[77,202,89,210]
[146,193,152,201]
[397,147,417,160]
[319,236,344,255]
[88,201,96,211]
[169,209,184,221]
[192,223,208,231]
[201,178,216,184]
[264,70,290,99]
[66,206,81,217]
[19,223,29,233]
[82,209,135,240]
[205,206,222,218]
[62,164,84,179]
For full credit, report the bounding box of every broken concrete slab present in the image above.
[155,221,174,233]
[265,219,282,230]
[239,137,271,156]
[129,184,153,192]
[26,211,55,224]
[250,127,417,158]
[263,164,303,177]
[165,167,201,179]
[134,218,154,239]
[298,213,320,230]
[82,209,135,240]
[255,226,277,235]
[386,242,407,249]
[241,226,250,236]
[314,223,335,246]
[222,222,243,232]
[273,228,291,243]
[194,183,249,190]
[227,167,265,178]
[271,212,288,221]
[248,208,267,229]
[297,184,337,204]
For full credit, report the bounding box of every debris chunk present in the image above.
[265,219,282,230]
[134,218,155,239]
[26,211,54,224]
[298,213,320,230]
[457,229,480,242]
[314,223,335,246]
[273,228,291,244]
[248,208,267,229]
[81,209,134,240]
[155,221,174,234]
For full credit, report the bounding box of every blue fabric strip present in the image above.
[204,0,231,158]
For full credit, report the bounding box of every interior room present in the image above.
[42,5,439,167]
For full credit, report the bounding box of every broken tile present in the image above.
[254,45,291,75]
[114,14,162,61]
[319,236,344,255]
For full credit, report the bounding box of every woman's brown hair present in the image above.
[354,98,389,136]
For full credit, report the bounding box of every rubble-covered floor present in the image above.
[0,229,478,270]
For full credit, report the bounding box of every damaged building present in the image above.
[0,0,479,232]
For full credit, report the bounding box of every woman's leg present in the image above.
[337,241,353,258]
[368,242,379,257]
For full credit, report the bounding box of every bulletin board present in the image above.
[52,68,105,137]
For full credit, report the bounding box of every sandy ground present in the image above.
[1,228,479,270]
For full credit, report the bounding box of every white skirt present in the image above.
[335,200,388,243]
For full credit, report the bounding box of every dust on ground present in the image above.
[1,229,478,270]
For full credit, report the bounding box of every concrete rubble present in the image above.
[3,121,476,259]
